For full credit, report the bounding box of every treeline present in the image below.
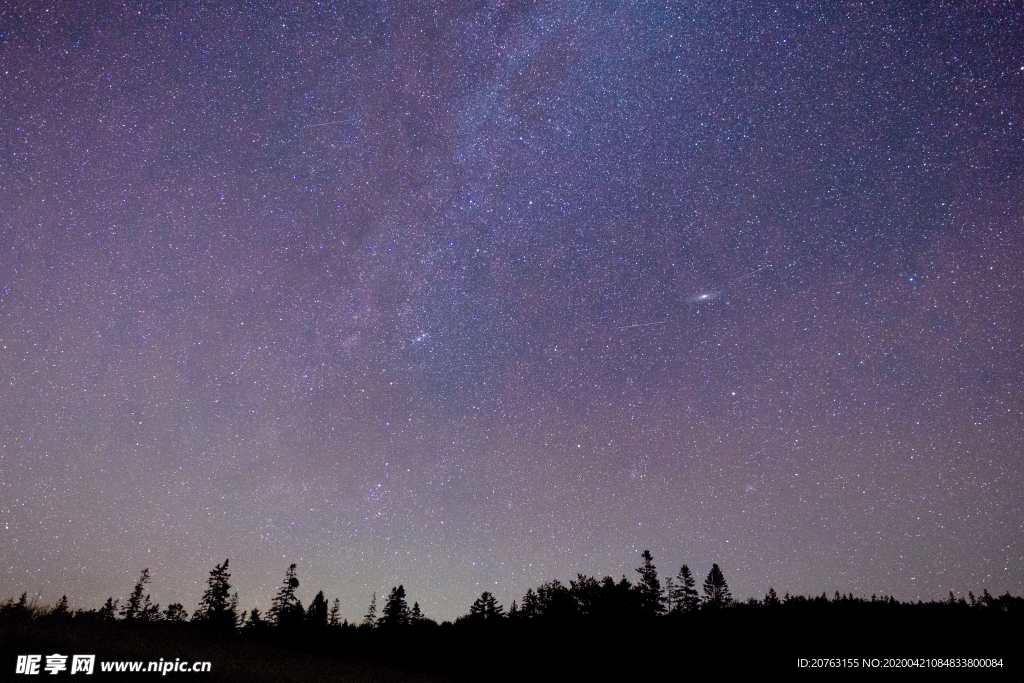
[4,552,1022,680]
[4,550,1020,631]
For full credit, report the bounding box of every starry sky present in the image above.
[1,1,1022,623]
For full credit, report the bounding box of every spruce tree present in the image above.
[672,565,700,613]
[702,563,732,608]
[122,569,159,621]
[362,592,377,629]
[634,550,665,616]
[51,595,70,616]
[664,577,675,614]
[521,588,539,619]
[229,592,240,628]
[99,597,119,621]
[381,585,410,627]
[469,591,504,620]
[764,587,780,607]
[410,601,423,623]
[244,607,266,630]
[307,590,329,628]
[328,598,341,626]
[195,560,235,629]
[269,564,303,628]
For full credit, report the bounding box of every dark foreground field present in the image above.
[3,598,1022,682]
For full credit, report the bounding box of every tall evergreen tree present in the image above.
[702,563,732,608]
[764,587,781,607]
[269,564,304,628]
[634,550,665,616]
[122,569,159,621]
[664,577,676,614]
[362,592,377,629]
[410,601,423,623]
[521,588,539,619]
[570,574,603,618]
[328,598,341,627]
[536,580,575,619]
[195,560,235,629]
[469,591,505,620]
[51,595,70,617]
[244,607,267,630]
[229,592,240,628]
[99,597,119,621]
[672,565,700,613]
[307,590,329,628]
[380,585,410,627]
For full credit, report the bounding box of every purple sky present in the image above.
[1,1,1021,622]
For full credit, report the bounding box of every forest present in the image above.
[3,551,1021,680]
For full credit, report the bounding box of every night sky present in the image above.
[1,1,1022,624]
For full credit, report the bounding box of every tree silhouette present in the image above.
[672,565,700,613]
[362,592,377,629]
[269,564,304,628]
[380,585,410,628]
[244,607,268,630]
[164,602,188,622]
[307,590,329,628]
[51,595,70,616]
[122,569,159,621]
[569,574,602,618]
[469,591,504,620]
[634,550,665,616]
[328,598,341,627]
[664,577,675,614]
[99,597,119,621]
[521,588,539,619]
[194,560,235,629]
[702,563,732,608]
[536,580,575,619]
[764,587,780,607]
[410,601,423,623]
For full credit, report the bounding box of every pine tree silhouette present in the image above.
[362,592,377,629]
[381,585,410,627]
[51,595,69,616]
[521,588,539,619]
[195,560,235,629]
[634,550,665,616]
[702,563,732,608]
[328,598,341,626]
[536,580,576,619]
[672,565,700,613]
[306,590,328,628]
[122,569,159,621]
[469,592,504,620]
[244,607,267,630]
[664,577,676,614]
[99,597,119,621]
[269,564,304,628]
